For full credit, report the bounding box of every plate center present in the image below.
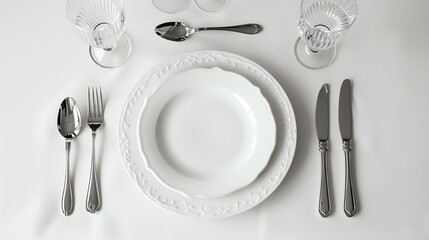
[156,87,256,180]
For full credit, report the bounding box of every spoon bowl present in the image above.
[155,22,192,42]
[57,97,81,216]
[57,98,82,138]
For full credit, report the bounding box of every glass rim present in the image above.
[300,0,358,34]
[66,0,125,33]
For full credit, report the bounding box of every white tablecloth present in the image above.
[1,0,428,239]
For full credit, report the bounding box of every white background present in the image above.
[1,0,429,239]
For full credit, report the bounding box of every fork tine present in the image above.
[92,86,97,118]
[92,86,98,118]
[96,87,101,117]
[88,87,92,118]
[98,87,104,116]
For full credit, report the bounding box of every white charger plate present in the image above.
[139,67,276,198]
[119,51,297,218]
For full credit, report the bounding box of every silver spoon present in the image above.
[155,22,263,42]
[57,97,82,216]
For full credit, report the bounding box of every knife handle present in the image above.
[343,140,356,217]
[319,141,331,217]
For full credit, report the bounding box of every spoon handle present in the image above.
[62,140,73,216]
[86,131,101,213]
[196,24,263,34]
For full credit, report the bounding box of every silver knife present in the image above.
[316,84,331,217]
[339,79,357,217]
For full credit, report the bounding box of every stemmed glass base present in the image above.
[152,0,190,13]
[294,38,336,69]
[195,0,229,12]
[89,33,131,68]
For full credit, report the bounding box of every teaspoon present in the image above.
[155,22,263,42]
[57,97,82,216]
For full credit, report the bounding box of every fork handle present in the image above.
[86,131,101,213]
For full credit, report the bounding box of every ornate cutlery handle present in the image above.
[343,140,356,217]
[86,131,101,213]
[196,24,263,34]
[62,140,73,216]
[319,141,331,217]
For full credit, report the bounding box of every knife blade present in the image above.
[316,84,331,217]
[338,79,356,217]
[339,79,352,140]
[316,84,329,141]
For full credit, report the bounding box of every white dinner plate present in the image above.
[119,51,297,218]
[138,67,276,198]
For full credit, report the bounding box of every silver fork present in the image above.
[86,86,103,213]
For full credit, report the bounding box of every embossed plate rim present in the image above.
[118,50,297,218]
